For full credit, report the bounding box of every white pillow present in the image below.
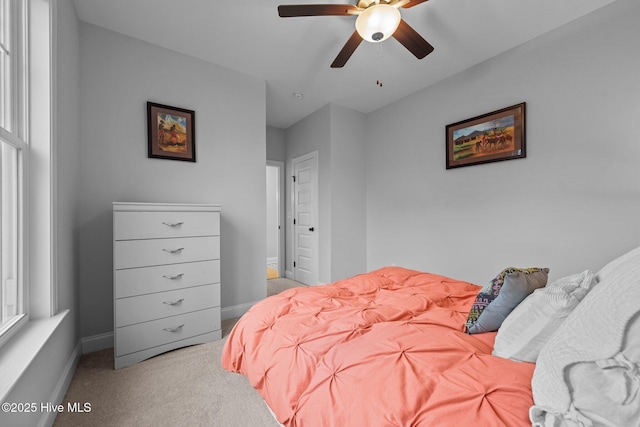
[531,245,640,426]
[595,245,640,283]
[492,270,595,362]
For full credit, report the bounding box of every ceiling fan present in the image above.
[278,0,434,68]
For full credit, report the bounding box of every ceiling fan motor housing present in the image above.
[277,0,434,68]
[355,3,401,43]
[356,0,389,8]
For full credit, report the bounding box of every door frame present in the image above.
[267,160,285,279]
[290,151,319,285]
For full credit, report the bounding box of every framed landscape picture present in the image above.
[446,102,526,169]
[147,102,196,162]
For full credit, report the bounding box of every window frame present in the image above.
[0,0,30,347]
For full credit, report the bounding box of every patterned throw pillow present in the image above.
[465,267,549,334]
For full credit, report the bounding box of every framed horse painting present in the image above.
[446,103,526,169]
[147,102,196,162]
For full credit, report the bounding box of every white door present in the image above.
[293,152,318,285]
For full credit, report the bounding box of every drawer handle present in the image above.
[162,247,184,254]
[163,298,184,306]
[162,221,184,228]
[163,324,185,333]
[162,273,184,280]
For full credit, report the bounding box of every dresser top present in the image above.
[113,202,221,212]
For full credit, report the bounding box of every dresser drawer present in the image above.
[115,260,220,298]
[115,307,221,357]
[114,236,219,269]
[114,211,220,240]
[115,283,220,327]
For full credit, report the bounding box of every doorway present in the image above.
[266,161,284,279]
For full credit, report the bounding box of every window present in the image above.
[0,0,11,130]
[0,0,27,341]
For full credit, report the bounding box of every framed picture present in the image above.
[147,102,196,162]
[446,102,526,169]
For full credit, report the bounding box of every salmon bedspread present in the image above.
[221,267,535,426]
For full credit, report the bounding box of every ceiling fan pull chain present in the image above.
[376,43,383,87]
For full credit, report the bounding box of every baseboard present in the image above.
[81,332,113,354]
[39,340,81,427]
[221,301,257,321]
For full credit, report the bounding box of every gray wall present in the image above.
[285,104,367,283]
[365,0,640,285]
[285,105,332,282]
[78,23,267,337]
[329,105,367,280]
[266,125,286,162]
[56,0,81,327]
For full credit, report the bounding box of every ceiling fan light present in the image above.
[355,4,401,43]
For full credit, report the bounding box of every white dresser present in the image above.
[113,202,222,369]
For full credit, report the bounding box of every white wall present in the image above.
[365,0,640,285]
[78,23,267,338]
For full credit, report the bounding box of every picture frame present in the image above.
[147,102,196,162]
[446,102,526,169]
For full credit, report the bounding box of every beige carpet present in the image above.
[267,277,303,297]
[54,279,305,427]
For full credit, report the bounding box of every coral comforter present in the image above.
[222,267,535,426]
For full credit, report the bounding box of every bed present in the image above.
[222,247,640,427]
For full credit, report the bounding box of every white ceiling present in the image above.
[72,0,616,129]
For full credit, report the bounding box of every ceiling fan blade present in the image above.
[278,4,359,17]
[331,31,363,68]
[393,19,434,59]
[400,0,429,8]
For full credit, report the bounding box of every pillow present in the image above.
[492,270,595,362]
[465,267,549,334]
[465,268,514,329]
[531,245,640,426]
[595,245,640,283]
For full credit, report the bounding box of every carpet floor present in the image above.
[54,278,304,427]
[266,277,303,297]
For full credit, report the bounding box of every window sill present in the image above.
[0,310,69,402]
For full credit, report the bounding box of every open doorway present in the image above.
[266,161,284,279]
